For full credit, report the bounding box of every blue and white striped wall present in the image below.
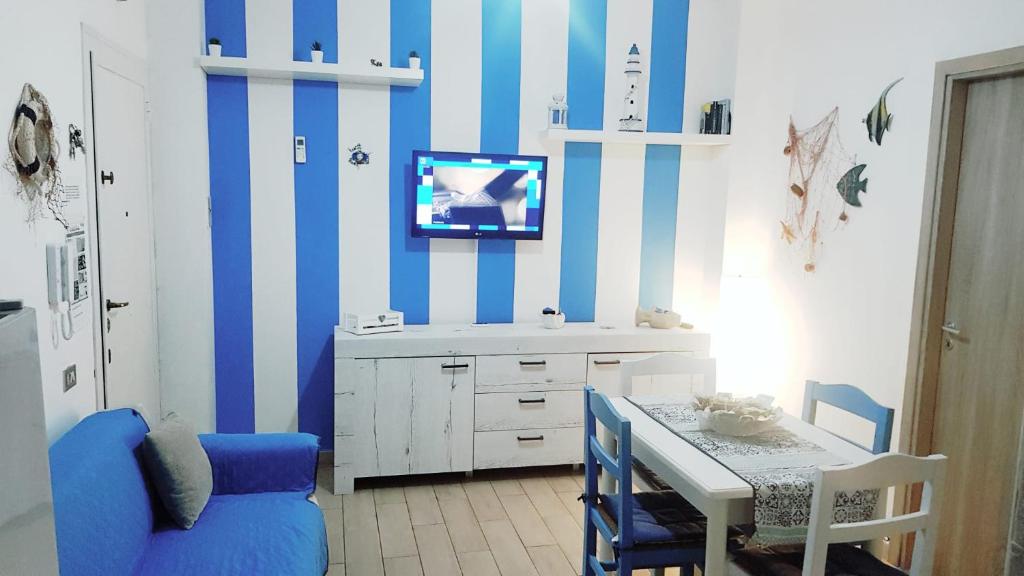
[204,0,728,442]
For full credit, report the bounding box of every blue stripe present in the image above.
[206,0,251,433]
[205,0,246,58]
[477,0,522,324]
[638,0,689,309]
[559,142,602,321]
[390,0,431,324]
[559,0,606,322]
[567,0,607,130]
[647,0,689,133]
[293,0,337,63]
[638,144,680,308]
[294,0,339,449]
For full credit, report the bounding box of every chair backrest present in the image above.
[802,453,948,576]
[583,386,635,550]
[618,353,716,397]
[802,381,894,454]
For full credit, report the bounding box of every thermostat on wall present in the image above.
[294,136,307,164]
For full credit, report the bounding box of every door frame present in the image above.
[899,44,1024,568]
[80,26,158,413]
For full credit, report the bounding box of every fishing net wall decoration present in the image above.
[6,83,68,228]
[781,107,859,272]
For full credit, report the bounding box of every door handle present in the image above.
[519,360,547,367]
[940,321,961,337]
[441,363,469,370]
[101,170,114,185]
[516,435,544,442]
[106,299,130,311]
[593,359,621,366]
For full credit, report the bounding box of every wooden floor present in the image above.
[314,465,693,576]
[314,464,589,576]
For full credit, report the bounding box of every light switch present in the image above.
[63,364,77,392]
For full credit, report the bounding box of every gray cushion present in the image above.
[142,414,212,529]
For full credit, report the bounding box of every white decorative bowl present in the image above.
[696,407,782,437]
[542,313,565,329]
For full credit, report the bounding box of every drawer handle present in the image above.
[518,398,546,405]
[517,435,545,442]
[441,363,470,370]
[519,360,547,367]
[593,359,621,366]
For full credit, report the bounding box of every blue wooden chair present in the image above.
[802,381,895,455]
[582,386,739,576]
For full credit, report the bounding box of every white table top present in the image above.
[609,396,875,501]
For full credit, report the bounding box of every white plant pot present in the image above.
[311,50,324,64]
[208,44,222,57]
[541,312,565,330]
[408,56,421,70]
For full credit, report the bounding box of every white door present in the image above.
[90,61,160,421]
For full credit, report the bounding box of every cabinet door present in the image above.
[374,356,474,476]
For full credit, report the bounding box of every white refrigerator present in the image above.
[0,308,60,575]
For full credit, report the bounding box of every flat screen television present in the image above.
[411,150,547,240]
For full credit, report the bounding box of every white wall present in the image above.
[0,0,148,442]
[721,0,1024,446]
[146,0,217,433]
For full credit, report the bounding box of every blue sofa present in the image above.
[49,409,329,575]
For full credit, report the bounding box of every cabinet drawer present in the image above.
[476,354,587,393]
[473,427,583,469]
[475,390,583,431]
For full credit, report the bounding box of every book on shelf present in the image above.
[699,98,732,135]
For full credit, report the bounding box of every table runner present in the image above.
[627,395,879,546]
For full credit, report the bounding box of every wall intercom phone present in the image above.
[46,231,89,342]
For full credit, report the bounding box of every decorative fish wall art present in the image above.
[864,77,903,145]
[836,163,868,222]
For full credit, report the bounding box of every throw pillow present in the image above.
[142,414,213,529]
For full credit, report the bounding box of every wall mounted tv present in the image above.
[411,150,547,240]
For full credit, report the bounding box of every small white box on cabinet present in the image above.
[342,310,403,335]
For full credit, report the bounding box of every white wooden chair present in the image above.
[615,353,716,495]
[731,452,948,576]
[617,353,717,397]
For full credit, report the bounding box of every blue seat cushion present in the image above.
[599,491,741,546]
[135,492,328,576]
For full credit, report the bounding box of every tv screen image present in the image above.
[411,150,547,240]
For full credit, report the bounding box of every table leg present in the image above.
[702,500,729,576]
[598,425,618,567]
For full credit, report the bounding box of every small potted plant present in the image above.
[311,41,324,64]
[208,37,222,57]
[408,50,421,70]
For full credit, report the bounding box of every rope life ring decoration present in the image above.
[6,83,67,227]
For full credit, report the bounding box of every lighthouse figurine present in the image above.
[619,44,644,132]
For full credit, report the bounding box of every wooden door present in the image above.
[91,59,160,420]
[373,356,474,476]
[931,74,1024,575]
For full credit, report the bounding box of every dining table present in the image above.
[600,394,877,576]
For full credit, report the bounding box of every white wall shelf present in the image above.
[198,56,423,87]
[542,129,731,147]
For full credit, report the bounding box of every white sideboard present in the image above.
[333,322,711,494]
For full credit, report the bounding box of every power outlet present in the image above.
[63,364,77,392]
